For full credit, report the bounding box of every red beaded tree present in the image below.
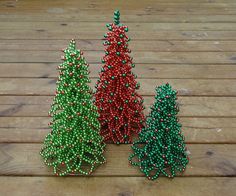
[94,10,145,144]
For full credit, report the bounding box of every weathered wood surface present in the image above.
[2,22,236,31]
[0,143,235,176]
[0,177,235,196]
[0,96,236,117]
[1,63,236,79]
[1,117,235,143]
[0,78,235,96]
[2,40,236,52]
[2,30,236,40]
[0,0,236,195]
[1,51,236,64]
[2,14,236,23]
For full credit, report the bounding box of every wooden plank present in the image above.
[0,177,235,196]
[1,30,236,40]
[0,143,235,176]
[0,117,235,143]
[1,22,236,31]
[2,14,236,23]
[2,40,236,52]
[3,1,236,9]
[1,63,236,79]
[0,96,235,117]
[1,51,236,64]
[0,78,235,96]
[2,1,236,15]
[2,0,236,5]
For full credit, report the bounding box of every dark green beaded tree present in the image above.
[40,39,106,176]
[129,83,189,180]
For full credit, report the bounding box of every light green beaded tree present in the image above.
[40,39,106,176]
[129,83,189,180]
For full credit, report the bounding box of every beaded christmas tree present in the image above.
[129,83,189,180]
[94,10,145,144]
[40,39,106,176]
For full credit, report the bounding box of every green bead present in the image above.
[128,83,188,180]
[40,39,106,176]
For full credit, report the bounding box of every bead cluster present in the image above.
[129,83,189,180]
[40,39,106,176]
[94,10,145,144]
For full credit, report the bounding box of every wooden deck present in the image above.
[0,0,236,195]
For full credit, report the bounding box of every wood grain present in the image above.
[1,51,236,64]
[0,117,235,143]
[2,40,236,52]
[0,143,235,176]
[0,96,236,117]
[2,14,236,23]
[2,0,236,15]
[1,63,236,79]
[0,0,236,194]
[2,22,236,31]
[0,177,235,196]
[1,30,236,40]
[0,78,235,96]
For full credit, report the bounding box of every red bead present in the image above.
[94,19,145,144]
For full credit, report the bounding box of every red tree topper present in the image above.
[95,10,145,144]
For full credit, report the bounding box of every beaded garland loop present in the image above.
[40,39,106,176]
[129,83,189,180]
[95,10,145,144]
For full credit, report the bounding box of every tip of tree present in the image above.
[114,9,120,25]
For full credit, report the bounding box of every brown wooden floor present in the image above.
[0,0,236,195]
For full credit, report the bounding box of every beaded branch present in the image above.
[95,10,145,144]
[40,39,106,176]
[129,83,189,180]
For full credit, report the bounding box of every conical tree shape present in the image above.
[40,39,106,176]
[95,10,145,144]
[129,83,189,180]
